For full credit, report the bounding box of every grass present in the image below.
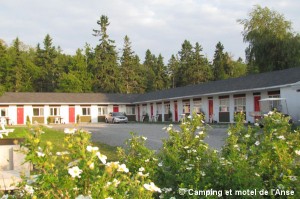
[5,126,119,161]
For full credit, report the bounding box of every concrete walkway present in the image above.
[53,123,229,150]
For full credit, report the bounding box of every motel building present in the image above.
[0,67,300,125]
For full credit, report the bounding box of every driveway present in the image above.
[55,123,229,150]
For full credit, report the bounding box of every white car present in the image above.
[105,112,128,123]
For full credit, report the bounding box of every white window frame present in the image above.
[33,107,44,116]
[219,98,229,112]
[156,104,162,114]
[98,106,108,116]
[183,101,190,114]
[269,94,281,111]
[0,107,7,117]
[234,97,246,112]
[164,103,170,114]
[193,100,202,113]
[126,106,135,115]
[82,107,91,116]
[50,107,60,116]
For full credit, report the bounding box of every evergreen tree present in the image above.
[119,35,143,94]
[167,54,179,88]
[92,15,120,93]
[177,40,194,87]
[143,49,156,92]
[0,39,8,92]
[153,54,168,90]
[213,42,227,80]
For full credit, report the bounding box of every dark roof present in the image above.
[0,67,300,104]
[0,92,139,104]
[133,67,300,102]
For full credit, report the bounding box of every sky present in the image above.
[1,0,300,62]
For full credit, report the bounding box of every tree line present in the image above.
[1,5,299,94]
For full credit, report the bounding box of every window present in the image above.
[50,107,60,116]
[164,103,170,114]
[193,100,202,113]
[33,107,44,116]
[183,101,190,114]
[126,106,135,115]
[219,98,229,112]
[234,97,246,112]
[269,94,281,111]
[142,105,147,115]
[156,104,162,114]
[0,108,7,117]
[98,106,108,116]
[82,107,91,116]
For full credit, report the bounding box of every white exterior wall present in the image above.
[246,92,254,123]
[177,99,183,121]
[75,105,81,121]
[119,105,126,113]
[213,96,219,122]
[8,105,17,125]
[44,105,50,124]
[229,95,234,122]
[170,101,175,122]
[201,97,209,122]
[24,105,33,124]
[281,84,300,121]
[60,105,69,124]
[91,105,98,123]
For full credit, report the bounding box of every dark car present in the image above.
[105,112,128,123]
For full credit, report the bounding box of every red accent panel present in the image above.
[69,106,75,123]
[174,101,178,122]
[113,106,119,112]
[17,107,24,125]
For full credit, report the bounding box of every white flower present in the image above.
[145,159,150,162]
[56,151,69,156]
[170,197,176,199]
[289,176,297,181]
[68,166,83,178]
[158,162,163,167]
[167,127,172,132]
[75,195,92,199]
[278,135,285,140]
[86,146,99,152]
[64,128,76,134]
[198,131,204,135]
[268,111,274,115]
[113,179,120,187]
[1,194,9,199]
[89,162,95,170]
[200,171,206,176]
[255,141,260,146]
[24,185,34,195]
[36,151,45,157]
[195,135,199,138]
[187,115,192,119]
[295,150,300,155]
[96,152,107,164]
[228,131,232,136]
[142,136,147,140]
[183,146,189,149]
[144,182,161,193]
[138,172,149,177]
[245,134,250,138]
[117,164,129,173]
[254,123,259,127]
[169,124,173,127]
[105,197,113,199]
[139,167,145,172]
[255,173,260,177]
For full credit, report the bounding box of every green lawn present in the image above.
[5,126,119,161]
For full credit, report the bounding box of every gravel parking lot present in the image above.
[55,123,229,150]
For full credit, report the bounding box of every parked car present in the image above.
[105,112,128,123]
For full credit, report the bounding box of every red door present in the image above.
[209,99,213,123]
[17,107,24,125]
[174,101,178,122]
[113,106,119,112]
[69,106,75,123]
[254,96,261,120]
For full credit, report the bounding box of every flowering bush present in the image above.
[1,111,299,198]
[10,127,157,199]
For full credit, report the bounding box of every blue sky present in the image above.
[1,0,299,62]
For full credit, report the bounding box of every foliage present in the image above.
[6,127,157,199]
[1,112,300,198]
[238,5,300,73]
